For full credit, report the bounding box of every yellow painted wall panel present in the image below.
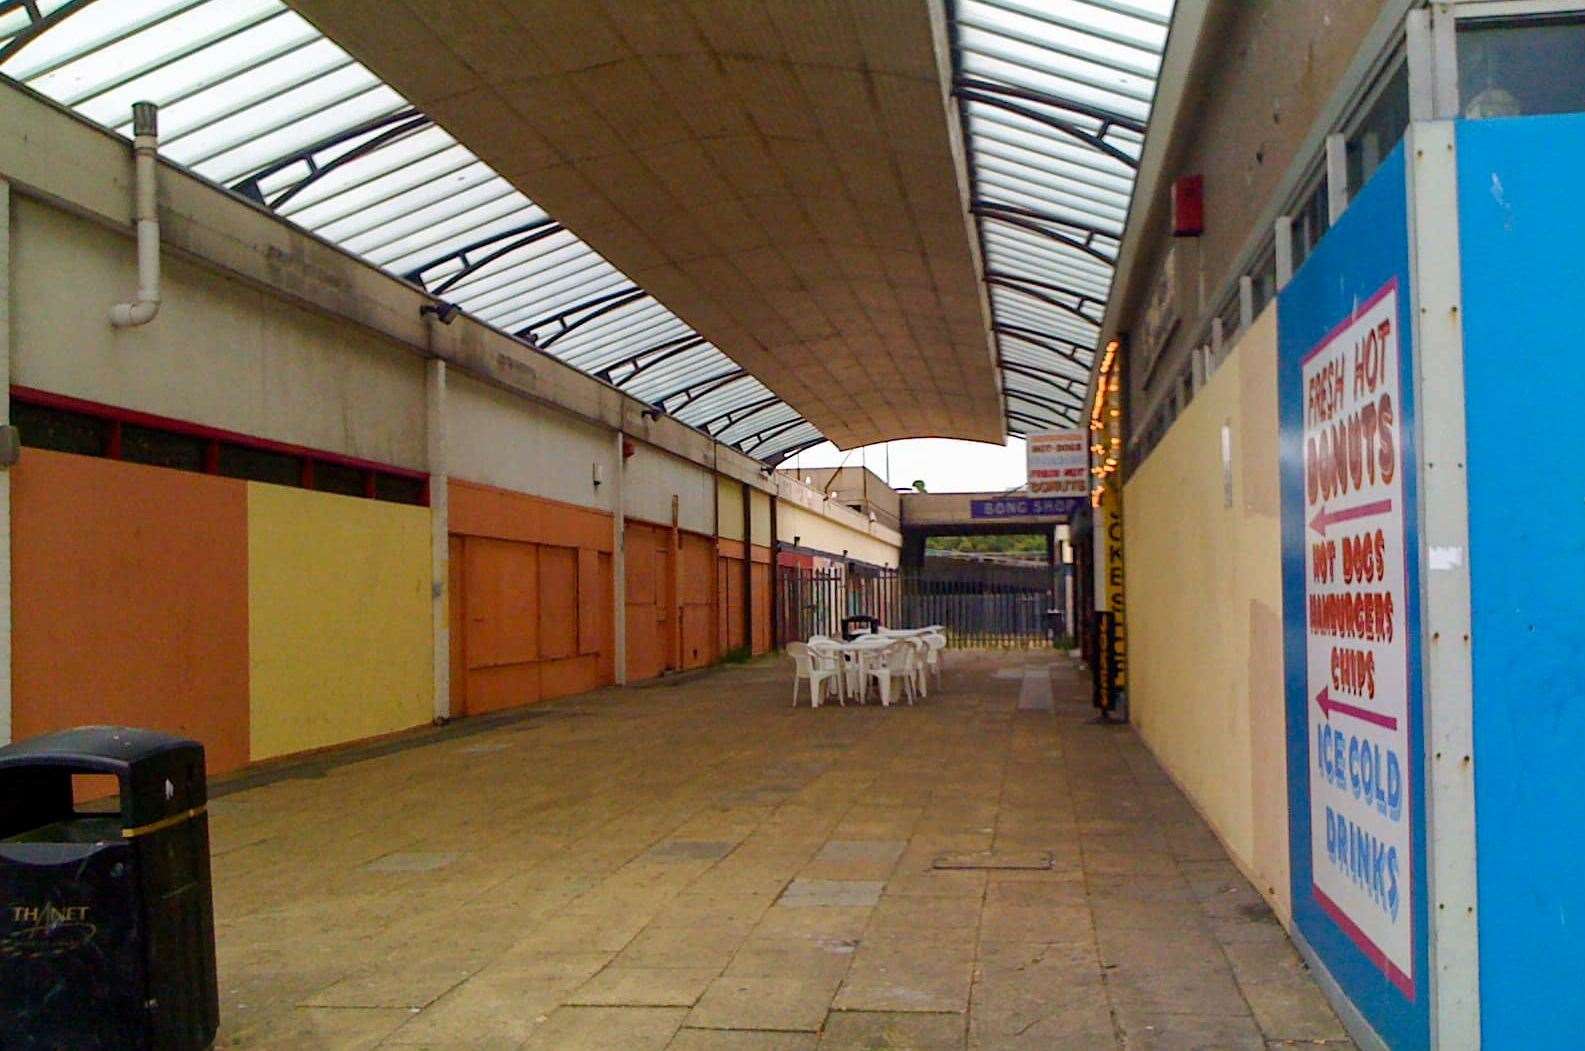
[1123,305,1291,920]
[749,489,772,547]
[247,484,432,761]
[716,476,745,541]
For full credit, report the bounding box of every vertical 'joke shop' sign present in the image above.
[1301,278,1413,997]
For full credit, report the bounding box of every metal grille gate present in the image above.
[777,561,1057,649]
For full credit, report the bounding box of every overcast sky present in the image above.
[782,438,1030,494]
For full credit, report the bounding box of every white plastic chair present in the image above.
[847,637,896,703]
[905,636,930,699]
[807,640,846,705]
[788,642,841,708]
[923,632,947,688]
[866,641,918,708]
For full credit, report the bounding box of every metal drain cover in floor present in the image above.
[932,850,1053,870]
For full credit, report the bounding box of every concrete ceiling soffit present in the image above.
[285,0,1007,448]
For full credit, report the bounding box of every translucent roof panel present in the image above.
[0,0,817,461]
[949,0,1175,435]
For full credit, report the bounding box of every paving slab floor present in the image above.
[207,651,1357,1050]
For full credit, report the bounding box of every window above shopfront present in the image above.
[1458,13,1585,119]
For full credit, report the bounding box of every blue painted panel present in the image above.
[1457,113,1585,1049]
[1277,144,1430,1051]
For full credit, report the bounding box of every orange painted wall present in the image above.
[751,545,773,655]
[717,539,747,653]
[448,480,614,714]
[679,531,716,670]
[624,519,676,683]
[11,449,251,775]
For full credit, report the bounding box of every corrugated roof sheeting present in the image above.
[949,0,1174,435]
[0,0,819,458]
[4,0,1177,457]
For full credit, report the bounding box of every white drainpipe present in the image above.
[109,102,161,328]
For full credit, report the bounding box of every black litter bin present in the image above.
[0,727,219,1051]
[841,614,880,641]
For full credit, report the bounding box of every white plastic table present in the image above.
[826,635,897,704]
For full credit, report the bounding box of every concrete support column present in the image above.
[424,355,450,723]
[1326,132,1350,225]
[1408,120,1481,1047]
[612,433,627,685]
[1274,216,1295,290]
[1408,5,1460,123]
[0,179,11,746]
[740,482,753,651]
[768,494,780,649]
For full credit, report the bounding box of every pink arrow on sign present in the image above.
[1309,498,1393,537]
[1316,685,1398,730]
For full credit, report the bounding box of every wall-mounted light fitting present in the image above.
[420,301,460,325]
[592,463,603,489]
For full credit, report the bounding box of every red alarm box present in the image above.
[1172,174,1204,237]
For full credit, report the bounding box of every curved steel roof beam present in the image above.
[405,219,564,296]
[1007,387,1084,415]
[518,286,648,350]
[971,205,1115,267]
[973,0,1167,52]
[602,335,710,387]
[233,108,434,212]
[765,434,828,466]
[700,395,784,435]
[659,369,750,413]
[1000,361,1087,396]
[955,74,1146,135]
[1008,408,1071,430]
[719,405,802,447]
[757,423,825,462]
[741,415,814,455]
[985,274,1102,328]
[0,0,193,73]
[993,324,1093,364]
[957,89,1138,172]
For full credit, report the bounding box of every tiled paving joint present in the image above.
[932,850,1053,870]
[205,651,1356,1050]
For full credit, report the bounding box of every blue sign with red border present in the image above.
[1277,142,1430,1051]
